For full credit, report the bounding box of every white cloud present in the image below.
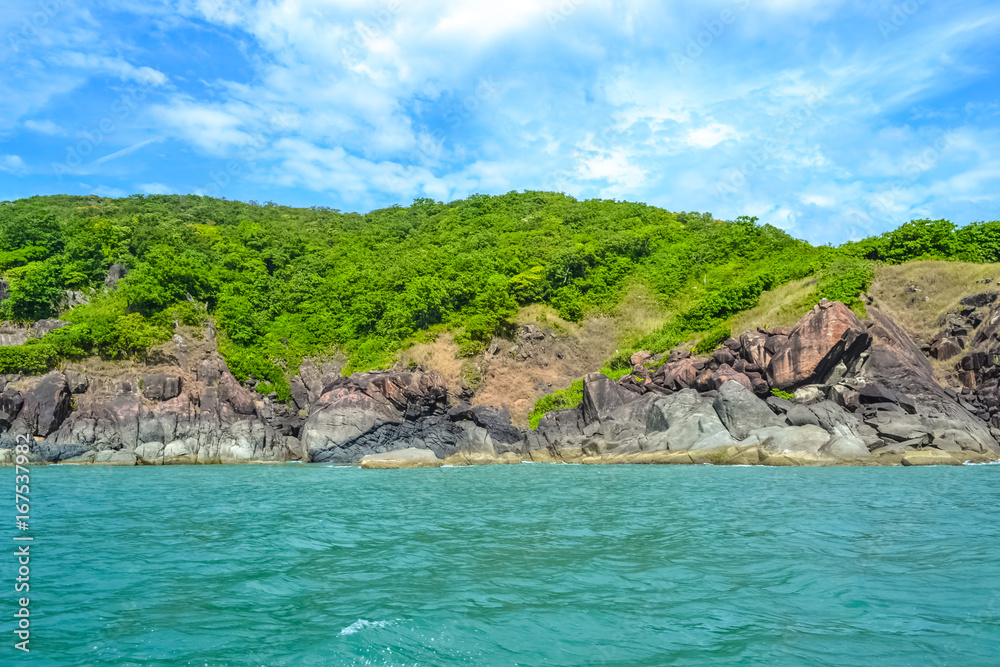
[0,155,27,175]
[686,123,739,148]
[90,185,128,198]
[5,0,998,245]
[48,52,168,87]
[139,182,172,194]
[24,119,65,135]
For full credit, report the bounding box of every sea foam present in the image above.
[339,619,392,636]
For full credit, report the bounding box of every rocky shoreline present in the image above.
[3,297,1000,468]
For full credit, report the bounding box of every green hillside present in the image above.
[1,192,997,401]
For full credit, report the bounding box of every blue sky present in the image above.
[1,0,999,244]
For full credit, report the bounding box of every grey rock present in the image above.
[64,370,89,394]
[645,389,736,452]
[581,372,634,425]
[31,319,70,338]
[712,381,783,440]
[105,263,128,289]
[142,374,183,401]
[750,424,830,456]
[793,385,826,405]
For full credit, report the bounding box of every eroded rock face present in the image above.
[3,295,999,467]
[524,299,1000,464]
[299,370,520,465]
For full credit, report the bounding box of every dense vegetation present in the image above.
[1,193,997,406]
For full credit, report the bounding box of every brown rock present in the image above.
[767,301,869,390]
[930,337,963,361]
[713,347,737,367]
[958,370,976,390]
[630,350,652,367]
[711,364,753,391]
[662,359,698,390]
[739,331,769,368]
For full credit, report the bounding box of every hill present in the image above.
[1,192,999,420]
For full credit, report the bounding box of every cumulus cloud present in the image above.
[2,0,999,244]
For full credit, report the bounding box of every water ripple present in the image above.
[9,464,1000,665]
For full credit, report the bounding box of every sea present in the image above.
[7,463,1000,666]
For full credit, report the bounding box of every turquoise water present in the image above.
[7,463,1000,666]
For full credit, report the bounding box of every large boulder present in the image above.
[301,391,402,462]
[712,381,783,440]
[18,372,72,436]
[0,390,24,424]
[749,424,831,456]
[786,401,881,458]
[861,309,998,454]
[581,373,634,424]
[64,370,90,394]
[767,300,870,390]
[660,359,698,390]
[142,373,182,401]
[300,370,458,464]
[709,364,753,391]
[645,390,736,452]
[739,331,770,368]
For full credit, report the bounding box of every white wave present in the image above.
[339,619,392,636]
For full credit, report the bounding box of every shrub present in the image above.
[0,344,59,374]
[528,378,584,429]
[816,258,875,308]
[693,325,730,354]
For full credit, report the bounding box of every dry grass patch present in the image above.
[729,278,820,335]
[867,261,1000,344]
[611,283,670,344]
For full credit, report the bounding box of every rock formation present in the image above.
[2,297,999,467]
